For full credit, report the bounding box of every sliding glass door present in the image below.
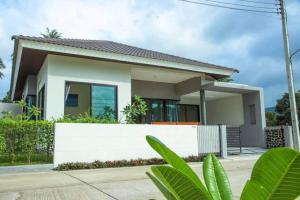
[91,85,117,119]
[165,101,178,122]
[151,100,164,122]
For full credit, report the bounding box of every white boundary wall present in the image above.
[54,124,202,167]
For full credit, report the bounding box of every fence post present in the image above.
[282,126,294,148]
[219,125,228,159]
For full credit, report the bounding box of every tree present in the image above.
[40,27,62,39]
[275,90,300,125]
[1,91,12,103]
[0,57,5,79]
[266,112,278,126]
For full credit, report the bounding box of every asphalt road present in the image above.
[0,155,259,200]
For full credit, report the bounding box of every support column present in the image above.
[200,89,207,125]
[219,125,228,159]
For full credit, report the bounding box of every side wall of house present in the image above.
[241,90,266,147]
[44,54,132,120]
[206,95,244,126]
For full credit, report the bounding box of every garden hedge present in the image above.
[0,119,54,164]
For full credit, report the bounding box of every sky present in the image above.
[0,0,299,107]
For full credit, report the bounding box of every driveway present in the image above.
[0,155,259,200]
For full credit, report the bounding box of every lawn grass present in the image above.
[0,153,53,166]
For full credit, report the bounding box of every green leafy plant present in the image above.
[55,112,118,124]
[146,135,300,200]
[55,155,202,171]
[122,95,148,124]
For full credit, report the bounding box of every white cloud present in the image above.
[0,0,299,106]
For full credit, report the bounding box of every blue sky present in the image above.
[0,0,299,107]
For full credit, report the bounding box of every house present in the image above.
[10,35,266,147]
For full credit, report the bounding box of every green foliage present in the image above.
[275,91,300,125]
[146,135,209,196]
[0,135,6,153]
[265,112,278,126]
[1,91,12,103]
[122,95,148,124]
[40,27,62,38]
[55,112,118,124]
[55,155,202,171]
[0,119,54,164]
[146,135,300,200]
[241,148,300,200]
[203,154,233,200]
[0,57,5,79]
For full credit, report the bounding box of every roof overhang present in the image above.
[201,82,263,94]
[10,38,239,100]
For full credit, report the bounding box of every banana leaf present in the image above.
[203,154,233,200]
[241,148,300,200]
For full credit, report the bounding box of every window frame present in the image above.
[37,85,45,120]
[64,81,118,120]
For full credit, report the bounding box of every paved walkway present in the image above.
[0,155,260,200]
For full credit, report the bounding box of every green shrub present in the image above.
[54,155,203,171]
[146,135,300,200]
[0,119,54,164]
[122,95,148,124]
[55,112,118,124]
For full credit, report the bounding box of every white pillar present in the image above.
[219,125,228,158]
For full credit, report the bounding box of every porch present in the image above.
[62,66,265,147]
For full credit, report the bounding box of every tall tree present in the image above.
[275,91,300,125]
[1,91,12,103]
[40,27,62,39]
[0,57,5,79]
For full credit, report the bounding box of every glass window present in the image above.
[91,85,117,119]
[66,94,78,107]
[25,95,37,120]
[165,100,178,122]
[38,86,45,120]
[177,104,199,122]
[177,104,186,122]
[151,100,164,122]
[186,105,199,122]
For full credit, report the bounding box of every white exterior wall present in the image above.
[206,95,244,126]
[54,123,199,167]
[241,90,266,147]
[43,55,131,120]
[132,80,179,100]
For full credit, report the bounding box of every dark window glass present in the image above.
[165,100,178,122]
[91,85,117,119]
[177,104,199,122]
[177,104,186,122]
[38,86,45,120]
[66,94,78,107]
[151,100,164,122]
[25,95,37,120]
[186,105,199,122]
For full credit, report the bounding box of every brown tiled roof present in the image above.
[12,35,239,73]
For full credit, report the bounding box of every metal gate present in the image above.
[226,126,242,155]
